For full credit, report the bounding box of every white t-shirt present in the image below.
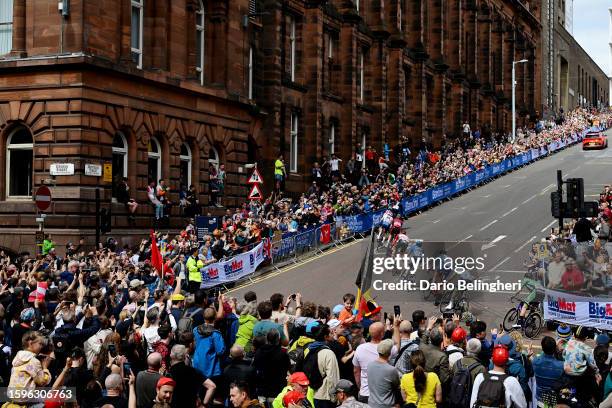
[330,159,341,171]
[469,370,527,408]
[352,342,397,397]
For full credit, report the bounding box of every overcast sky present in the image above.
[572,0,611,75]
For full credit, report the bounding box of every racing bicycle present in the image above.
[502,279,545,339]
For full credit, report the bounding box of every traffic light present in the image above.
[550,191,561,218]
[100,208,112,234]
[565,178,584,217]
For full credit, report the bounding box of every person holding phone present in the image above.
[8,331,52,395]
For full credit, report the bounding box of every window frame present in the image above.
[208,146,220,171]
[248,46,254,100]
[361,132,366,169]
[329,122,335,155]
[196,1,205,85]
[0,0,13,56]
[112,132,129,179]
[147,136,162,183]
[6,127,33,199]
[289,16,296,82]
[290,113,298,173]
[358,49,365,102]
[131,0,144,69]
[180,143,192,187]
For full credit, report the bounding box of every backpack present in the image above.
[447,360,481,408]
[177,307,201,336]
[288,341,308,368]
[392,340,418,373]
[301,346,328,390]
[474,372,508,408]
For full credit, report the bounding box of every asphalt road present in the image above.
[229,130,612,328]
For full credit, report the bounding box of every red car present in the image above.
[583,132,608,149]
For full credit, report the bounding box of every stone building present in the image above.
[0,0,542,252]
[541,0,609,117]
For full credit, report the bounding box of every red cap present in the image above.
[451,327,467,343]
[283,390,305,407]
[492,345,509,367]
[288,372,310,386]
[156,377,176,389]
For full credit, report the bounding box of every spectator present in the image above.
[223,345,257,401]
[230,381,265,408]
[352,322,386,403]
[274,155,286,194]
[234,301,259,354]
[252,301,289,346]
[469,345,527,408]
[532,335,565,405]
[450,338,485,385]
[420,324,451,387]
[168,344,216,408]
[334,379,368,408]
[193,307,226,381]
[8,331,52,393]
[254,329,291,406]
[135,352,163,408]
[366,339,400,408]
[147,180,163,221]
[94,373,129,408]
[273,372,316,408]
[306,322,340,408]
[117,177,139,226]
[391,318,419,375]
[400,350,442,407]
[446,326,467,369]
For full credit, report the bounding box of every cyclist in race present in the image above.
[387,214,404,246]
[377,208,394,245]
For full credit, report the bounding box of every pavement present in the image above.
[228,129,612,333]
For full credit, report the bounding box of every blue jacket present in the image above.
[192,324,225,378]
[532,353,565,399]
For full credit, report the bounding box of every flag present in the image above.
[263,238,272,260]
[150,230,163,276]
[320,224,331,245]
[355,227,376,320]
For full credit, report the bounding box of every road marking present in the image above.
[502,185,512,188]
[490,256,510,271]
[540,184,555,195]
[432,219,440,224]
[481,235,507,250]
[502,207,518,217]
[521,196,535,204]
[226,238,363,293]
[459,234,473,242]
[479,219,498,231]
[514,236,537,253]
[481,194,491,198]
[540,220,557,233]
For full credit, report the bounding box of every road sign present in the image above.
[35,186,52,211]
[103,162,113,182]
[50,163,74,176]
[248,168,263,184]
[248,184,263,200]
[85,163,102,177]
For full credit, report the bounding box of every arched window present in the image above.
[148,137,161,183]
[196,1,205,85]
[179,143,192,188]
[112,132,128,198]
[208,146,219,170]
[0,0,13,55]
[6,127,33,198]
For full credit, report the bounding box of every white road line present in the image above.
[521,196,535,204]
[502,207,518,217]
[481,194,491,198]
[490,235,507,244]
[459,234,473,242]
[514,236,537,253]
[479,219,498,231]
[432,219,440,224]
[490,256,510,271]
[540,184,555,195]
[502,185,512,188]
[541,220,557,233]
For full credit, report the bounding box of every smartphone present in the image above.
[383,312,388,322]
[123,362,131,376]
[393,305,401,317]
[289,294,296,301]
[108,344,117,358]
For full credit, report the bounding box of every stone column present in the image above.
[209,0,228,85]
[302,4,323,161]
[445,0,462,71]
[10,0,26,57]
[119,0,132,64]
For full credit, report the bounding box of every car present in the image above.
[583,132,608,149]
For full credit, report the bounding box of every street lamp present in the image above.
[512,59,528,142]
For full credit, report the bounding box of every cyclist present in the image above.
[387,214,403,246]
[377,208,394,243]
[392,229,411,256]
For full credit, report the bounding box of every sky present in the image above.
[572,0,611,75]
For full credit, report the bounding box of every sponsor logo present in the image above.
[206,267,219,279]
[224,259,244,276]
[589,302,612,320]
[547,296,576,316]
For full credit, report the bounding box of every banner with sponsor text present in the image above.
[543,289,612,330]
[199,241,266,288]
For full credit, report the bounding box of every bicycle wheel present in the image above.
[503,308,519,332]
[524,312,543,339]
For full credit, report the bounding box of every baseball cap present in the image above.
[451,327,467,343]
[170,293,185,301]
[596,334,610,346]
[327,319,341,330]
[377,339,394,356]
[288,372,309,386]
[20,307,35,322]
[156,377,176,389]
[282,390,305,407]
[466,338,482,355]
[305,320,321,335]
[492,345,509,367]
[335,379,355,394]
[129,279,144,289]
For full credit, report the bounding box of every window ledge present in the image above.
[5,197,33,201]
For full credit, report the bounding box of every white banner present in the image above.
[544,289,612,330]
[199,242,266,288]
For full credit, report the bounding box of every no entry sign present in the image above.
[35,186,52,211]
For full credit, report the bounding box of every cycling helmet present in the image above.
[451,327,467,343]
[491,345,509,367]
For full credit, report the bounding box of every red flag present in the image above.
[150,230,163,276]
[263,238,272,260]
[320,224,331,244]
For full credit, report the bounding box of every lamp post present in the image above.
[512,59,528,142]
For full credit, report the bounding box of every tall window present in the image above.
[290,113,298,173]
[0,0,13,55]
[131,0,144,68]
[180,143,192,187]
[6,127,33,198]
[361,132,366,169]
[112,132,128,198]
[289,16,296,82]
[248,47,254,99]
[147,137,161,183]
[329,123,335,155]
[196,1,205,85]
[208,147,219,170]
[358,49,365,102]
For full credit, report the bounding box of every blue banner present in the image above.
[195,216,219,241]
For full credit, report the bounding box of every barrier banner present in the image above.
[295,228,316,251]
[543,289,612,330]
[272,236,295,260]
[195,216,219,241]
[200,241,265,288]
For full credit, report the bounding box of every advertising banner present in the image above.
[195,216,219,241]
[200,242,266,288]
[543,289,612,330]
